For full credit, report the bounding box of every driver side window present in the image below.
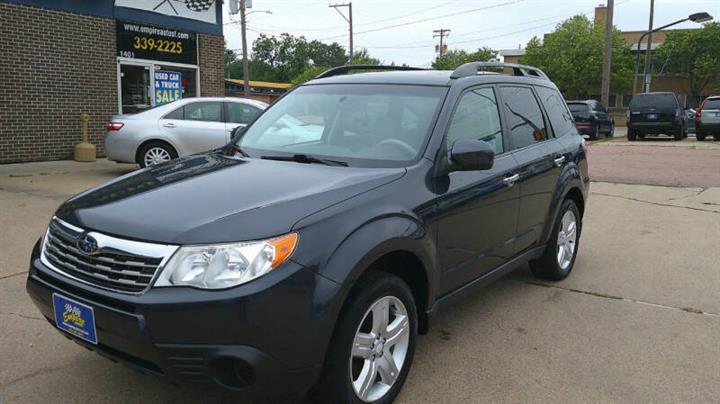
[446,87,504,154]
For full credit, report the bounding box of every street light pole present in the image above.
[632,12,713,94]
[329,3,353,63]
[600,0,614,109]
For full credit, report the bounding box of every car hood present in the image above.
[56,153,405,244]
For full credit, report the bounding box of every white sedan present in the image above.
[105,97,268,167]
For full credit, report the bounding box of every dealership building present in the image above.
[0,0,225,163]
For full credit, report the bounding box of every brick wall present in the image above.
[198,33,225,97]
[0,3,117,163]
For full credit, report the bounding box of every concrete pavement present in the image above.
[1,153,720,403]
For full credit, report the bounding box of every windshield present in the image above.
[235,84,447,167]
[567,103,589,113]
[630,94,677,109]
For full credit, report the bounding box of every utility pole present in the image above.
[330,3,353,63]
[240,0,250,97]
[642,0,655,92]
[433,29,450,57]
[600,0,614,109]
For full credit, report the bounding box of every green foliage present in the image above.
[350,48,381,65]
[654,22,720,95]
[291,65,330,86]
[520,15,633,99]
[431,47,497,70]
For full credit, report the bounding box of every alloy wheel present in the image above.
[556,210,577,270]
[144,147,171,166]
[350,296,410,402]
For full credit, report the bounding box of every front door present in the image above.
[437,86,520,294]
[119,63,152,114]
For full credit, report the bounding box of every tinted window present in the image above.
[537,87,575,137]
[164,107,183,120]
[630,94,677,109]
[567,103,589,113]
[704,99,720,109]
[446,87,503,154]
[227,102,262,124]
[500,86,548,149]
[184,102,223,122]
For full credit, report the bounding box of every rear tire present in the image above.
[312,271,417,404]
[530,199,581,281]
[628,130,637,141]
[673,130,683,141]
[607,122,614,138]
[137,141,178,168]
[697,131,706,141]
[589,125,599,140]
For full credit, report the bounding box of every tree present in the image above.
[351,48,380,65]
[431,47,497,70]
[654,22,720,96]
[520,15,633,99]
[291,65,330,86]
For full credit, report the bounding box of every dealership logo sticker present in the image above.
[52,294,98,345]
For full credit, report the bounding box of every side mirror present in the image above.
[450,139,495,171]
[230,126,246,142]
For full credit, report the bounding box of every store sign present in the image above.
[154,70,182,105]
[117,21,197,65]
[114,0,217,24]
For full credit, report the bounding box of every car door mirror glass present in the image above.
[450,139,494,171]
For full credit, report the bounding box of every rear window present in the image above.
[704,99,720,110]
[567,103,589,113]
[630,94,677,109]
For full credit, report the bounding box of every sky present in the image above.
[222,0,720,67]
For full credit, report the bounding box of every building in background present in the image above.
[0,0,225,163]
[500,5,715,126]
[225,79,291,104]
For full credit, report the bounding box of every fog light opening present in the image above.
[209,356,256,389]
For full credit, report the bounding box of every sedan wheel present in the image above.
[350,296,410,402]
[137,142,178,168]
[144,147,171,166]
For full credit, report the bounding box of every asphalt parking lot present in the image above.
[1,136,720,403]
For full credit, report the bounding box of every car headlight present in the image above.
[154,233,298,289]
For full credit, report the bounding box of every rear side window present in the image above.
[630,94,677,109]
[184,102,223,122]
[446,87,503,154]
[537,87,575,137]
[164,107,183,120]
[227,102,262,124]
[500,86,548,149]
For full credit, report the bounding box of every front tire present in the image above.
[530,199,581,281]
[313,272,417,404]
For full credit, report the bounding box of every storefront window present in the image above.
[120,64,152,114]
[159,65,197,99]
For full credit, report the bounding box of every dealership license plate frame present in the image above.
[52,293,98,345]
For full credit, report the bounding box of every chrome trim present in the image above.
[40,216,179,295]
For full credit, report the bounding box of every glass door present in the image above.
[119,63,152,114]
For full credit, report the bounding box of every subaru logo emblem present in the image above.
[77,234,98,255]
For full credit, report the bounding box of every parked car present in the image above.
[27,63,588,403]
[695,95,720,141]
[626,92,686,141]
[105,97,268,167]
[567,100,614,140]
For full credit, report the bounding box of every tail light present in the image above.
[581,137,588,154]
[695,99,707,121]
[106,122,124,131]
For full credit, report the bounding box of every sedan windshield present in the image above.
[236,84,447,167]
[567,103,589,113]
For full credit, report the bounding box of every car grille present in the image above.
[42,218,177,293]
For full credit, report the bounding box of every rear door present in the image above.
[159,101,226,154]
[436,86,520,294]
[498,85,561,254]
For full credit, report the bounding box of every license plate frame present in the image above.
[52,293,98,345]
[647,113,659,120]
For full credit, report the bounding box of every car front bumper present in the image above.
[25,240,340,396]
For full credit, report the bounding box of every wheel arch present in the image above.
[134,138,179,164]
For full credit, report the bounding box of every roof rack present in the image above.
[315,65,428,79]
[450,62,549,80]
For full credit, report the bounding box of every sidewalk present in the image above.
[0,158,136,178]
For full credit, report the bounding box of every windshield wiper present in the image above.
[261,154,348,167]
[227,143,249,157]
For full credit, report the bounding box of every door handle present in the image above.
[553,156,566,167]
[162,122,176,128]
[502,173,520,187]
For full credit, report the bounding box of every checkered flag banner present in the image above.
[185,0,215,12]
